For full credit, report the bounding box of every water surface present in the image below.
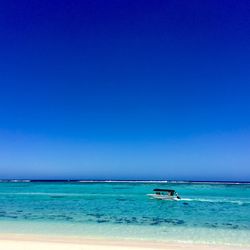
[0,181,249,246]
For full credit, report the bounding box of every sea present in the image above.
[0,180,250,247]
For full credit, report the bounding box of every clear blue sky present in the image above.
[0,0,249,181]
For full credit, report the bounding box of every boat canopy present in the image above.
[153,189,176,195]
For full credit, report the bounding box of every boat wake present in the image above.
[180,198,250,205]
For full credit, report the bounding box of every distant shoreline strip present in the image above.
[0,179,249,184]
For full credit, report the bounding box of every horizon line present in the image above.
[0,179,250,184]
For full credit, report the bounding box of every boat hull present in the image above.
[147,194,180,201]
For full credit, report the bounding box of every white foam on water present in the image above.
[180,198,249,205]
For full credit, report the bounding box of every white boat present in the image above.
[147,189,181,200]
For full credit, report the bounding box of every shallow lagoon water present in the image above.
[0,181,249,246]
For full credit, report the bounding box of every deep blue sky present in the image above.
[0,0,249,180]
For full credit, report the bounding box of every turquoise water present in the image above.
[0,181,250,246]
